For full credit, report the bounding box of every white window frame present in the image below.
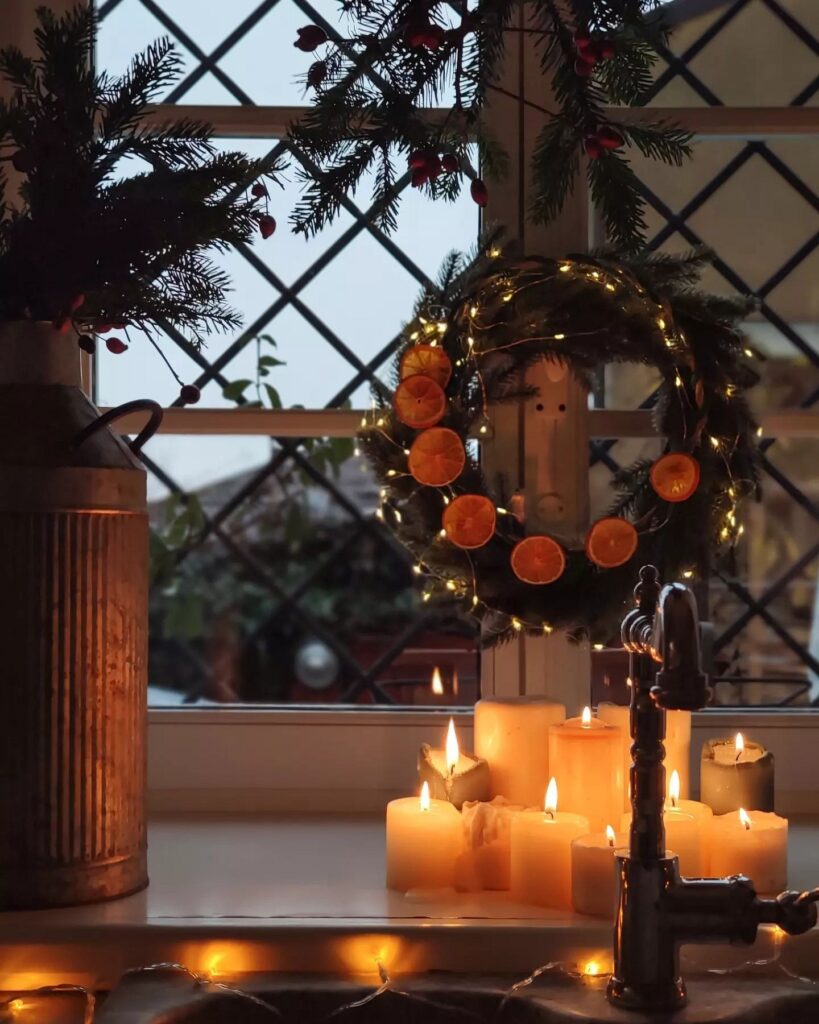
[9,2,815,810]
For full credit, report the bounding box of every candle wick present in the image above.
[744,821,751,831]
[735,750,742,764]
[545,810,555,821]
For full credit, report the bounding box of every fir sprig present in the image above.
[0,4,277,346]
[289,0,690,251]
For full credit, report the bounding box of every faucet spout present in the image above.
[651,582,708,711]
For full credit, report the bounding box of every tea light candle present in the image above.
[510,779,589,909]
[571,825,626,918]
[418,718,491,809]
[474,697,566,806]
[386,782,463,892]
[598,702,692,810]
[709,809,787,893]
[549,707,621,832]
[700,734,775,815]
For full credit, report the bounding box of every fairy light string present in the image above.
[359,248,759,644]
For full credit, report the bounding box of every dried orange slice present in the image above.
[585,517,638,569]
[510,536,566,585]
[400,344,453,388]
[650,453,700,503]
[442,494,496,550]
[393,374,447,429]
[408,428,466,487]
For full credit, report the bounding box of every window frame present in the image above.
[74,7,819,805]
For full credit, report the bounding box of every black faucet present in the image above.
[607,565,818,1012]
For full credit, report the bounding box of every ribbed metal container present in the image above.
[0,323,148,908]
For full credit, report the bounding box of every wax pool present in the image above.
[709,810,787,894]
[700,735,774,815]
[386,786,463,892]
[571,828,627,918]
[549,709,621,832]
[474,697,566,806]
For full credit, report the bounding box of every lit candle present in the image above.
[709,809,787,893]
[418,718,490,810]
[386,782,463,891]
[474,697,566,806]
[598,702,692,810]
[455,796,523,891]
[668,769,712,860]
[412,665,452,706]
[620,771,706,877]
[510,779,589,909]
[571,824,626,918]
[548,707,621,832]
[700,733,775,815]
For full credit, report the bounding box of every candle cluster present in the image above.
[386,704,787,915]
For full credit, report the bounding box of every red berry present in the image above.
[294,25,328,52]
[111,322,127,330]
[409,149,427,170]
[575,34,593,53]
[441,153,459,173]
[575,58,594,77]
[404,24,428,47]
[179,384,201,406]
[427,154,443,180]
[584,135,603,159]
[470,178,489,207]
[69,293,85,312]
[78,334,95,354]
[52,317,70,334]
[105,337,128,354]
[423,25,445,49]
[96,323,112,334]
[411,166,429,188]
[258,214,277,239]
[307,59,327,87]
[599,40,616,60]
[597,126,625,150]
[251,182,268,198]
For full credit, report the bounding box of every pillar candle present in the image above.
[620,806,704,876]
[549,707,621,832]
[386,782,463,892]
[510,779,589,909]
[668,769,712,851]
[455,796,522,891]
[700,734,775,815]
[571,826,627,918]
[598,702,692,810]
[418,718,490,810]
[709,809,787,893]
[474,697,566,806]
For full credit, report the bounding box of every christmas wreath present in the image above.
[360,246,760,645]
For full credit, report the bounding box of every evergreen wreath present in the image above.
[360,244,761,646]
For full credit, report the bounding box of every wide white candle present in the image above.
[510,779,589,909]
[549,707,621,832]
[386,782,463,892]
[598,702,692,810]
[571,825,626,918]
[700,733,775,815]
[474,697,566,806]
[709,809,788,893]
[668,769,712,864]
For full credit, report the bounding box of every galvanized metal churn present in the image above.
[0,321,161,908]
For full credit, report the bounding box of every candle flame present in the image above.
[581,706,592,727]
[445,718,459,775]
[584,961,601,977]
[669,769,680,807]
[420,781,430,811]
[736,732,744,759]
[606,825,616,847]
[545,777,558,816]
[739,807,752,830]
[431,667,444,696]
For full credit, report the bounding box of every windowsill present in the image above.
[2,814,818,989]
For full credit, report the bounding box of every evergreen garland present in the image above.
[0,5,275,360]
[360,244,760,645]
[289,0,689,249]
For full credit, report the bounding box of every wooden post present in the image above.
[481,7,591,711]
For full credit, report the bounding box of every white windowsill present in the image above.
[2,814,818,991]
[147,708,819,815]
